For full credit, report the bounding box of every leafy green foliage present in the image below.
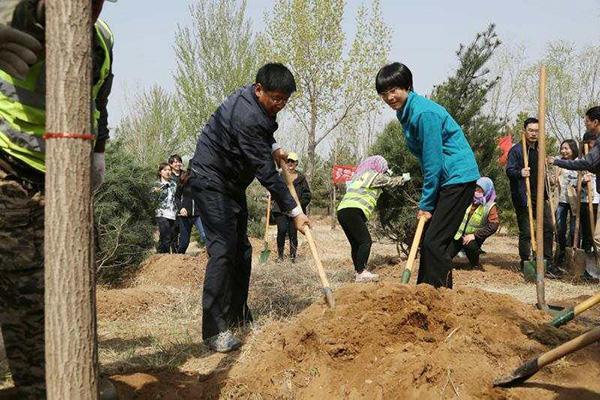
[94,141,157,285]
[173,0,259,140]
[260,0,391,178]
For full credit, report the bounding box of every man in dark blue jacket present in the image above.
[506,117,554,273]
[189,63,309,352]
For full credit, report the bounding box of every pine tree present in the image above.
[372,25,511,253]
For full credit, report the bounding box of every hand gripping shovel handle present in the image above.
[279,160,335,308]
[402,216,427,284]
[550,291,600,327]
[494,325,600,387]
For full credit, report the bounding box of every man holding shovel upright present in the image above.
[550,106,600,278]
[506,118,560,277]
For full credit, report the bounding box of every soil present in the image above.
[97,287,176,322]
[135,253,208,288]
[47,223,600,399]
[110,283,600,399]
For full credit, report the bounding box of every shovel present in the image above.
[545,163,558,237]
[493,324,600,387]
[583,143,598,271]
[259,193,272,263]
[401,216,427,284]
[522,132,538,282]
[565,172,586,275]
[550,291,600,327]
[279,159,335,308]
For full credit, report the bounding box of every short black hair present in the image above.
[586,106,600,123]
[560,139,579,159]
[583,131,597,143]
[375,62,413,94]
[255,63,296,96]
[523,117,539,130]
[168,154,182,164]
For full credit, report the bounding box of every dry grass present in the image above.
[97,253,355,376]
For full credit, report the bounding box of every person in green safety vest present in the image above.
[447,177,500,269]
[337,155,409,282]
[0,1,116,398]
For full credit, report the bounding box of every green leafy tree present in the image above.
[94,141,157,285]
[116,85,183,167]
[173,0,259,140]
[259,0,391,179]
[520,41,600,141]
[430,25,507,215]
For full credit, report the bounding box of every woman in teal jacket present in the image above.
[375,62,480,288]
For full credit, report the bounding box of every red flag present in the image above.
[498,135,512,166]
[332,165,356,183]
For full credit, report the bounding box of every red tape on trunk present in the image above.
[43,132,95,140]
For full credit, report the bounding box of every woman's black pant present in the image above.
[275,213,298,259]
[417,181,477,289]
[156,217,175,254]
[447,237,484,268]
[337,207,372,273]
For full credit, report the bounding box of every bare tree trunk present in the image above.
[306,98,318,180]
[331,150,337,229]
[45,1,98,399]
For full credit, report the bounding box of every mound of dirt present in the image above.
[112,283,600,399]
[97,287,175,321]
[136,253,207,288]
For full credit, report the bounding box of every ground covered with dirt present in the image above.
[109,283,600,399]
[2,221,598,399]
[94,223,600,400]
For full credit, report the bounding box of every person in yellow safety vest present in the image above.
[337,155,409,282]
[447,177,500,269]
[0,1,116,398]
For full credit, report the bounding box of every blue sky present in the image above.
[100,0,600,128]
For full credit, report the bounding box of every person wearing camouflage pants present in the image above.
[0,0,115,397]
[0,168,45,398]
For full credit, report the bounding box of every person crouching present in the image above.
[448,177,500,268]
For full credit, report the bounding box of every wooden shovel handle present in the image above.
[402,216,427,283]
[551,290,600,327]
[573,172,583,246]
[574,291,600,315]
[279,160,334,307]
[545,163,557,232]
[584,144,596,239]
[538,325,600,368]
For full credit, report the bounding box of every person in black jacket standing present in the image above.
[272,152,311,262]
[189,63,310,353]
[175,168,207,253]
[506,117,555,274]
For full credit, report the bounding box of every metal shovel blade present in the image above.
[259,243,270,264]
[493,359,539,388]
[523,259,536,282]
[570,249,587,277]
